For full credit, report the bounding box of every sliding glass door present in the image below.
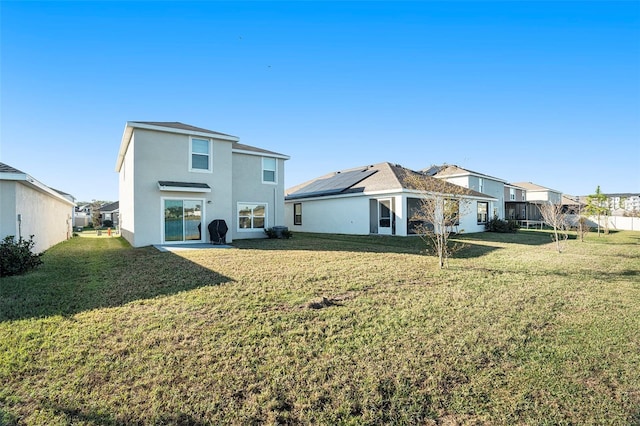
[164,199,203,242]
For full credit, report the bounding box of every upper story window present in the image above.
[190,137,212,172]
[478,178,484,193]
[262,157,277,183]
[510,188,515,201]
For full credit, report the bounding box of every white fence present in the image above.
[590,215,640,231]
[564,215,640,231]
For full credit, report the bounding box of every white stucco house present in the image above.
[0,162,75,253]
[430,165,507,220]
[115,121,289,247]
[284,162,495,236]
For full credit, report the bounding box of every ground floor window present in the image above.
[164,199,203,242]
[293,203,302,225]
[238,203,266,230]
[477,201,488,224]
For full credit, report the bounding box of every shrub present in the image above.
[0,235,43,277]
[103,220,113,228]
[264,228,292,239]
[485,217,519,233]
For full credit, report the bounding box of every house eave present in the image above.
[232,148,290,160]
[1,172,76,206]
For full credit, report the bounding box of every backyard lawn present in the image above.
[1,230,639,425]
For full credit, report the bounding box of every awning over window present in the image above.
[157,181,211,193]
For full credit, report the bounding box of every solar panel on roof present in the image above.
[288,168,377,199]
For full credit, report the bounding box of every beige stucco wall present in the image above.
[1,180,73,253]
[232,153,286,240]
[119,133,136,245]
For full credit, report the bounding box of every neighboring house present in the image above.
[284,162,495,236]
[431,165,507,220]
[0,162,75,253]
[511,181,563,222]
[74,205,91,228]
[115,121,289,247]
[504,183,527,220]
[99,201,119,227]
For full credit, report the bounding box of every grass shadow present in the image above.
[0,237,233,322]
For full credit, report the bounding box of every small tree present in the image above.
[404,173,471,269]
[90,200,102,228]
[539,202,569,253]
[576,216,589,242]
[585,186,608,236]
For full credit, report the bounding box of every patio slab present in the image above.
[153,243,232,252]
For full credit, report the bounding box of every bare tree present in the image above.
[576,216,589,242]
[404,173,472,269]
[539,202,569,253]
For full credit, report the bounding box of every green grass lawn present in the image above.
[1,230,639,425]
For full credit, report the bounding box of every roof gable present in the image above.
[511,181,562,193]
[433,164,507,183]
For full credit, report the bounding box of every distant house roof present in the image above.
[100,201,120,212]
[562,194,583,206]
[286,162,493,201]
[432,164,507,183]
[511,181,562,194]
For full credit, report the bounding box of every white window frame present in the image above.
[478,177,484,193]
[237,202,268,232]
[510,188,515,201]
[161,197,206,243]
[477,201,489,224]
[262,157,277,184]
[189,137,213,173]
[293,202,302,226]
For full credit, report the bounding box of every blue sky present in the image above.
[1,1,638,202]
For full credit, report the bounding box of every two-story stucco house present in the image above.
[115,121,289,247]
[431,165,507,221]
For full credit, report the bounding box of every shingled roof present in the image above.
[286,162,491,200]
[129,121,236,138]
[0,162,26,174]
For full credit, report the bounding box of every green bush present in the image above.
[264,228,292,239]
[485,217,519,233]
[103,220,114,228]
[0,235,43,277]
